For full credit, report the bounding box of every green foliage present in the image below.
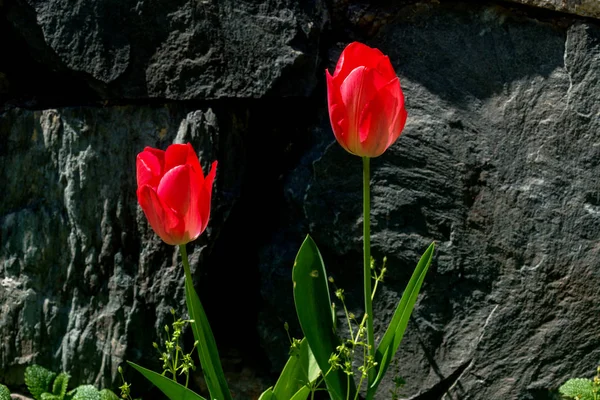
[559,365,600,400]
[153,309,197,387]
[258,387,275,400]
[0,384,11,400]
[20,364,118,400]
[53,372,70,399]
[369,242,435,399]
[128,362,206,400]
[68,385,101,400]
[99,389,119,400]
[559,378,595,400]
[292,235,356,400]
[25,365,57,400]
[181,244,232,400]
[271,337,320,400]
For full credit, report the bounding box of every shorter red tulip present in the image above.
[136,143,217,245]
[326,42,407,158]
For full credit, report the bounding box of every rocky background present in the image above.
[1,0,599,399]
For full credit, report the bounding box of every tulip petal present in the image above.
[339,66,367,154]
[198,161,217,234]
[376,56,398,82]
[158,164,203,243]
[164,143,193,172]
[326,70,351,153]
[359,77,406,157]
[388,90,408,151]
[137,185,183,245]
[332,42,386,84]
[185,143,205,181]
[339,67,390,155]
[333,42,385,77]
[137,147,165,189]
[158,165,194,217]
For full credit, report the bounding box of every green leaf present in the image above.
[41,394,61,400]
[368,242,435,399]
[272,338,320,400]
[559,378,594,400]
[258,387,275,400]
[0,384,11,400]
[69,385,100,400]
[52,372,70,399]
[292,235,355,400]
[183,255,232,400]
[289,386,311,400]
[128,362,206,400]
[99,389,119,400]
[25,365,57,400]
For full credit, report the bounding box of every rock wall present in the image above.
[1,1,599,399]
[506,0,600,19]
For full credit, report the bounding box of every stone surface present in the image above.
[4,0,326,100]
[259,3,600,400]
[1,1,600,400]
[0,96,318,397]
[506,0,600,19]
[0,105,229,391]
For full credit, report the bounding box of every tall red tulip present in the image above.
[136,143,217,245]
[326,42,407,158]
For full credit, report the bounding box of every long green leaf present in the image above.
[128,362,206,400]
[289,386,312,400]
[367,242,435,399]
[272,338,320,400]
[292,235,355,400]
[258,388,275,400]
[184,271,233,400]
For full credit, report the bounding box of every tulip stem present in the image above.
[362,156,375,387]
[179,244,193,288]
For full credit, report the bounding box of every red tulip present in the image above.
[326,42,407,158]
[136,143,217,245]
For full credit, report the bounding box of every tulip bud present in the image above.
[136,143,217,245]
[326,42,407,158]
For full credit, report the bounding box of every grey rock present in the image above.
[10,394,33,400]
[0,105,239,390]
[2,1,600,400]
[0,96,315,398]
[260,4,600,400]
[505,0,600,19]
[6,0,327,99]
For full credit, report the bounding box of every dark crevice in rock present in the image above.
[409,359,471,400]
[188,97,325,394]
[0,0,99,112]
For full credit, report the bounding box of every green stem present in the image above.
[174,348,179,381]
[178,245,194,384]
[346,374,350,400]
[371,278,380,302]
[179,244,193,389]
[342,300,355,341]
[179,244,193,285]
[362,156,375,388]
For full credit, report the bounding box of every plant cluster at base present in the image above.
[559,366,600,400]
[0,365,120,400]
